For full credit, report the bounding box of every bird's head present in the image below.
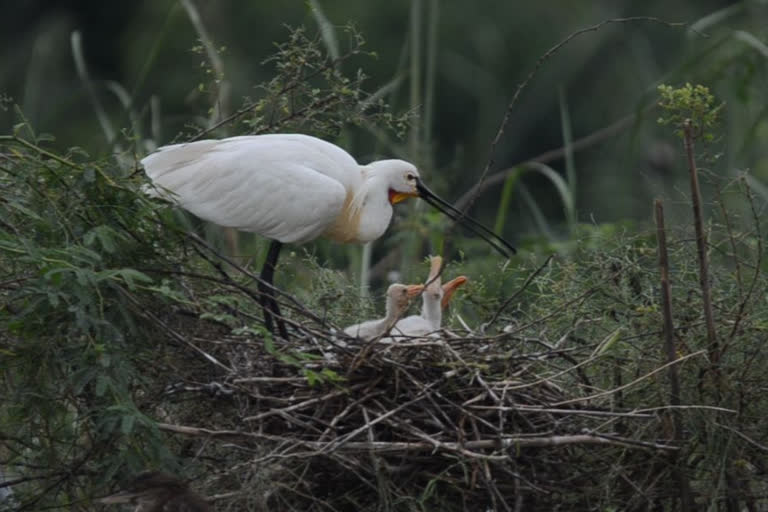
[387,283,425,312]
[367,159,517,258]
[367,159,421,205]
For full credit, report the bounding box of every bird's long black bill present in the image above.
[416,180,517,257]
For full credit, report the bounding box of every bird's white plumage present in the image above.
[390,256,444,338]
[343,284,423,341]
[141,134,419,245]
[387,257,468,340]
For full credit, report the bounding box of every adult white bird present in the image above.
[389,256,468,339]
[142,134,515,338]
[343,283,425,341]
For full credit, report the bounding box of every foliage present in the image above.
[2,4,768,511]
[237,24,411,140]
[657,82,723,140]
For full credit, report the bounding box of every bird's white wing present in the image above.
[391,315,433,337]
[343,318,385,340]
[142,135,361,244]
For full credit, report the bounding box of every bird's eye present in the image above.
[406,173,415,181]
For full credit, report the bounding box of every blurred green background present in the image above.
[2,0,767,283]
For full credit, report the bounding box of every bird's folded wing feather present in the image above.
[391,315,432,337]
[142,135,358,244]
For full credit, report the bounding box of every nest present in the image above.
[148,288,681,511]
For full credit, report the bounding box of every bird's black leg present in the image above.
[259,240,289,339]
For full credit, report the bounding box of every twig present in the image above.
[683,120,719,365]
[158,421,679,452]
[724,176,763,347]
[188,48,362,141]
[320,385,436,453]
[180,0,230,128]
[454,109,645,211]
[655,200,683,411]
[115,284,234,373]
[467,405,654,419]
[654,198,692,512]
[714,422,768,453]
[486,254,553,326]
[243,386,360,422]
[460,17,694,217]
[552,350,706,406]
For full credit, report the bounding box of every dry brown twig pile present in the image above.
[133,240,725,512]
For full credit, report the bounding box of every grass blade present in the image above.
[526,162,575,228]
[71,30,116,145]
[558,87,577,232]
[688,3,745,35]
[308,0,340,61]
[493,167,523,236]
[733,30,768,59]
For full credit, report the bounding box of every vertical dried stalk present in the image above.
[655,199,692,512]
[655,200,681,407]
[683,120,718,365]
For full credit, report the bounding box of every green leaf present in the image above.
[120,414,135,435]
[84,225,120,254]
[7,201,44,221]
[106,268,153,290]
[47,291,60,307]
[264,333,276,355]
[95,375,109,397]
[592,327,624,357]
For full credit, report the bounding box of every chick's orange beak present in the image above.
[405,284,425,298]
[389,189,419,205]
[441,276,468,309]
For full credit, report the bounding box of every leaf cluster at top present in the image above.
[657,82,723,141]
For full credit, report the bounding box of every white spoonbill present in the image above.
[343,283,425,341]
[142,134,515,338]
[390,256,468,339]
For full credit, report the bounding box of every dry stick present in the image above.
[716,188,744,296]
[551,350,706,406]
[487,254,553,326]
[189,46,361,141]
[655,199,693,512]
[186,232,341,341]
[115,284,234,373]
[655,200,683,414]
[683,121,719,366]
[320,386,436,454]
[468,405,654,419]
[714,422,768,453]
[724,176,764,348]
[361,406,389,511]
[156,422,678,453]
[242,385,364,422]
[458,17,692,219]
[454,110,644,212]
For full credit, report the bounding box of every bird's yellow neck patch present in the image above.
[388,189,418,205]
